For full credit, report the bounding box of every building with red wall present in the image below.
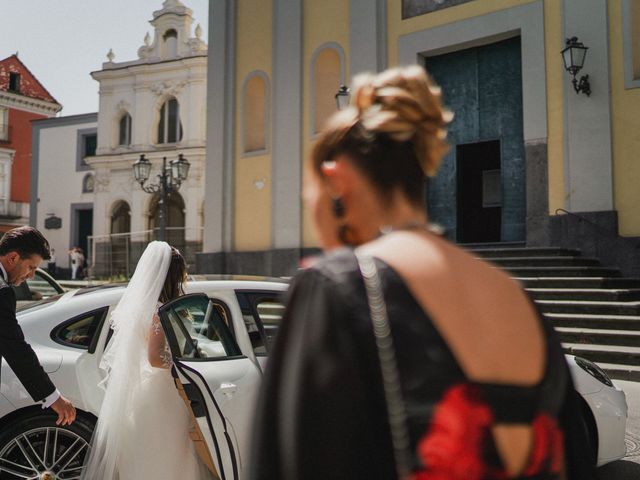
[0,54,61,233]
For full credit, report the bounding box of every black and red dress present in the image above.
[249,249,595,480]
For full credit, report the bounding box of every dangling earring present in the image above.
[331,197,351,245]
[331,197,345,219]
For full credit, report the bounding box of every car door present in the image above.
[235,291,285,371]
[158,293,262,480]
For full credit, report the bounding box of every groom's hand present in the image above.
[50,395,76,426]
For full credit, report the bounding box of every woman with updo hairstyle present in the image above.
[249,66,593,480]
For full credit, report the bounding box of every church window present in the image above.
[119,113,132,146]
[624,0,640,88]
[163,29,178,58]
[242,72,269,154]
[311,44,345,135]
[157,98,183,144]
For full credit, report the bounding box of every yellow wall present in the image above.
[234,0,273,251]
[609,0,640,236]
[386,0,565,215]
[301,0,350,248]
[543,0,565,214]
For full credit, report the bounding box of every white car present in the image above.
[0,278,628,479]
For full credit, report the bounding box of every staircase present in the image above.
[468,244,640,382]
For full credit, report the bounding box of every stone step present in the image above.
[593,363,640,382]
[544,313,640,331]
[528,288,640,302]
[505,266,620,277]
[555,327,640,347]
[487,257,600,268]
[516,277,640,289]
[472,247,582,258]
[562,343,640,367]
[537,299,640,316]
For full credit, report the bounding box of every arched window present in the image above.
[157,98,183,144]
[164,29,178,58]
[119,113,132,146]
[111,201,131,234]
[242,72,269,153]
[311,44,345,135]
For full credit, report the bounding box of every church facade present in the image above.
[197,0,640,277]
[31,0,207,277]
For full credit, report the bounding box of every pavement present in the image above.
[596,380,640,479]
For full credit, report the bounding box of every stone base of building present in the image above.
[197,210,640,279]
[196,247,321,278]
[530,210,640,278]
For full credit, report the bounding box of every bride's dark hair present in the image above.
[159,247,187,303]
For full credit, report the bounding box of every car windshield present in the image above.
[17,293,65,314]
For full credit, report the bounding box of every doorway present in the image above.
[456,140,501,243]
[70,203,94,275]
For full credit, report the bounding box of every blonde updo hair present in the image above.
[312,65,452,205]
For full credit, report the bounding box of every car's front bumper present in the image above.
[583,382,628,466]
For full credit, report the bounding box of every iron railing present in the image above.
[87,227,204,279]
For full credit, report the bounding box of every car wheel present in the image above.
[0,410,95,480]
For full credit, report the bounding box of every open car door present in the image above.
[158,293,262,480]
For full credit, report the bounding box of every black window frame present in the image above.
[119,113,132,146]
[236,290,285,356]
[158,293,243,363]
[51,307,109,351]
[76,128,98,171]
[8,72,20,93]
[157,98,183,144]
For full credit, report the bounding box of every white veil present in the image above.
[81,241,172,479]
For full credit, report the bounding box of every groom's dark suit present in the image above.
[0,269,56,402]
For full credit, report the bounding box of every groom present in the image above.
[0,227,76,425]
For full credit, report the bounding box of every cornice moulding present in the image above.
[0,91,62,115]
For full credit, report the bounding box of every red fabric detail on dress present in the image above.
[412,384,564,479]
[522,414,565,476]
[414,384,506,479]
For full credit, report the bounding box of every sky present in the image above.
[0,0,209,116]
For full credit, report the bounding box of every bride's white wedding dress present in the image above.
[81,242,213,480]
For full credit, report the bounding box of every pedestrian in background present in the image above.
[47,248,57,277]
[250,66,594,480]
[69,247,84,280]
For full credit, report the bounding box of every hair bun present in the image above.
[351,66,452,176]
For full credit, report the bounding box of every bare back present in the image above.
[359,230,554,477]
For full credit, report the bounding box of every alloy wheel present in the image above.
[0,426,88,479]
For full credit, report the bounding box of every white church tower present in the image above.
[88,0,207,274]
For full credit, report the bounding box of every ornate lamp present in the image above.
[335,85,351,110]
[133,154,152,185]
[561,37,591,96]
[170,153,190,182]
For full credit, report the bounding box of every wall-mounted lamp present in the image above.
[335,85,351,110]
[561,37,591,96]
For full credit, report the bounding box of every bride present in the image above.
[81,241,213,479]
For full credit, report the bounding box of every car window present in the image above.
[160,294,241,361]
[52,308,108,349]
[17,293,64,313]
[27,270,63,298]
[237,292,285,355]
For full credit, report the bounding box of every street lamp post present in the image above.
[132,154,190,241]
